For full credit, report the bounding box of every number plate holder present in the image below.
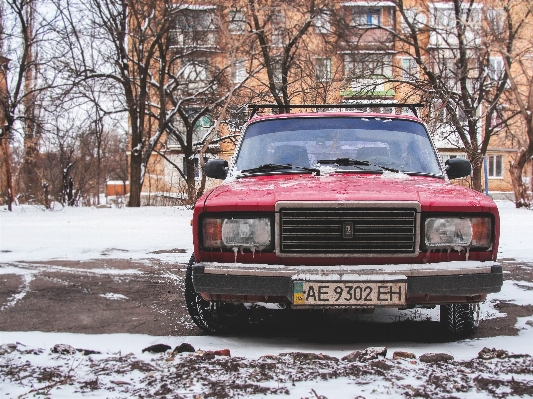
[293,281,407,306]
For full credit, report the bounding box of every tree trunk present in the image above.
[185,156,196,207]
[198,160,207,200]
[470,152,484,193]
[68,177,74,206]
[96,139,101,206]
[510,145,533,208]
[128,150,142,207]
[42,181,49,209]
[19,2,41,204]
[20,132,40,203]
[1,137,14,211]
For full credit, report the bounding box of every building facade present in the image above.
[139,0,532,199]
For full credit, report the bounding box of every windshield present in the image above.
[233,116,442,176]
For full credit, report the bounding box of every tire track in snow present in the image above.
[0,273,34,311]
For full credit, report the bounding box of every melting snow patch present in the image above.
[493,280,533,306]
[381,170,409,179]
[0,274,34,311]
[99,293,129,300]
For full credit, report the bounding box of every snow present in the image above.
[381,170,409,179]
[1,200,533,398]
[495,200,533,262]
[0,205,193,264]
[99,293,129,300]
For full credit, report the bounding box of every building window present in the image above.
[433,6,455,30]
[486,8,506,35]
[433,102,468,124]
[232,59,247,83]
[429,3,481,47]
[271,59,283,83]
[173,7,216,47]
[183,61,208,81]
[271,12,285,47]
[315,58,332,82]
[182,60,209,90]
[228,9,246,34]
[490,107,504,130]
[344,53,393,78]
[401,58,418,81]
[488,154,503,178]
[400,8,427,32]
[314,11,331,33]
[439,153,467,165]
[168,109,214,148]
[489,57,504,81]
[349,7,381,27]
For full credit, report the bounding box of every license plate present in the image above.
[293,281,406,306]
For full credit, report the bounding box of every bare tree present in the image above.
[54,0,253,206]
[0,0,64,210]
[151,3,264,204]
[40,107,128,207]
[52,0,175,206]
[245,0,334,112]
[337,0,519,192]
[496,0,533,207]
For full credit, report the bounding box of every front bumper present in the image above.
[192,261,503,307]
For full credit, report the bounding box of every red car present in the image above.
[186,104,502,336]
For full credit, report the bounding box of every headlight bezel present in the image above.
[422,213,494,251]
[200,213,275,252]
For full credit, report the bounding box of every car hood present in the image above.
[200,173,498,213]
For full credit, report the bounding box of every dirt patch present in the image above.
[0,259,200,336]
[476,302,533,338]
[0,259,532,340]
[0,274,25,311]
[501,260,533,283]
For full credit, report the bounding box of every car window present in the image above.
[234,116,442,175]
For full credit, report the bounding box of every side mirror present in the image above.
[205,159,228,180]
[445,158,471,179]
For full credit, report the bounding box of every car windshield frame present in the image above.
[231,115,444,178]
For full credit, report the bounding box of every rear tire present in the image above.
[440,303,479,337]
[184,256,248,334]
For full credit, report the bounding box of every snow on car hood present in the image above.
[201,173,498,214]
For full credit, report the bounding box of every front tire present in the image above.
[184,256,247,334]
[440,303,479,337]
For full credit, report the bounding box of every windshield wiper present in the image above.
[241,164,292,174]
[239,163,320,177]
[318,158,369,168]
[318,157,399,172]
[402,171,445,178]
[318,158,404,173]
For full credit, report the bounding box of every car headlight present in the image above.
[203,217,272,250]
[425,217,492,249]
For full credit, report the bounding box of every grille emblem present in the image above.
[343,222,354,239]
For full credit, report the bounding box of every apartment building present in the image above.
[141,0,531,199]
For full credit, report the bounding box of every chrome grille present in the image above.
[279,207,418,255]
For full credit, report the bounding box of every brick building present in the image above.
[139,0,532,199]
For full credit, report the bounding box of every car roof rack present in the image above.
[247,103,424,119]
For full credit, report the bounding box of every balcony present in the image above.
[346,28,395,49]
[340,78,395,98]
[169,30,218,49]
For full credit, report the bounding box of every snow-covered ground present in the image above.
[1,200,533,398]
[0,205,194,264]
